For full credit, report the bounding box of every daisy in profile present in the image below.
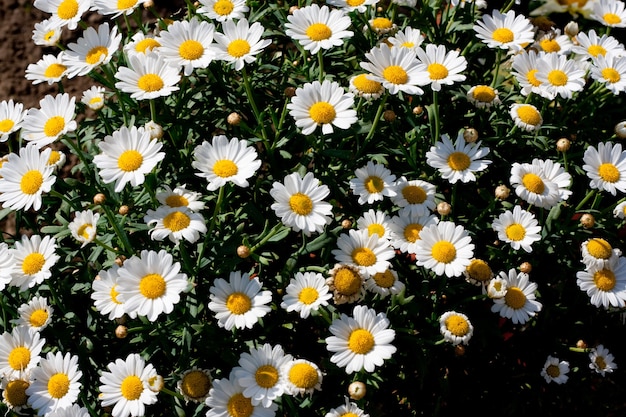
[590,53,626,95]
[581,237,621,270]
[510,160,562,209]
[326,0,378,13]
[0,326,45,379]
[582,141,626,195]
[281,358,323,396]
[415,221,474,278]
[541,356,570,384]
[9,234,60,292]
[287,80,357,135]
[349,161,397,205]
[114,52,181,100]
[26,351,82,416]
[356,209,393,241]
[91,265,130,320]
[208,270,272,330]
[0,243,14,291]
[32,18,62,47]
[492,205,542,253]
[614,200,626,219]
[99,353,159,417]
[81,86,106,111]
[92,0,148,18]
[491,268,542,324]
[0,145,54,211]
[365,267,406,299]
[326,263,366,305]
[177,367,212,404]
[572,29,624,61]
[466,85,501,108]
[348,73,385,100]
[591,0,626,27]
[45,148,66,172]
[510,103,543,132]
[33,0,91,30]
[156,17,216,76]
[25,52,68,85]
[360,44,424,95]
[232,343,293,408]
[116,249,189,321]
[11,296,53,332]
[332,229,396,278]
[487,276,508,299]
[63,23,122,78]
[144,206,207,244]
[389,212,438,254]
[270,171,333,236]
[439,311,474,345]
[205,371,277,417]
[192,135,261,191]
[464,258,494,288]
[426,132,491,184]
[414,43,467,91]
[156,184,205,212]
[281,271,332,318]
[326,304,396,374]
[512,50,545,96]
[68,209,100,247]
[1,375,32,414]
[473,9,535,52]
[589,344,618,376]
[20,93,77,148]
[387,26,425,53]
[325,397,369,417]
[366,17,398,36]
[390,177,436,216]
[0,99,26,142]
[534,29,574,55]
[284,4,353,54]
[535,52,585,99]
[576,255,626,309]
[123,31,161,58]
[213,18,272,71]
[197,0,249,21]
[93,125,165,193]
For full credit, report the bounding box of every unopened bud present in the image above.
[495,185,510,200]
[437,202,452,216]
[115,325,128,339]
[284,86,296,98]
[615,121,626,139]
[463,128,479,143]
[289,5,299,14]
[413,106,423,116]
[519,262,532,274]
[341,219,353,229]
[227,112,242,126]
[383,110,396,122]
[143,0,154,8]
[93,193,106,205]
[556,138,570,152]
[115,255,126,267]
[576,339,588,349]
[118,205,130,215]
[144,120,163,139]
[348,381,366,400]
[454,344,466,357]
[564,21,579,38]
[580,213,595,229]
[237,245,251,258]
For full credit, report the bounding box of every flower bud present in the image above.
[237,245,251,258]
[342,219,353,229]
[615,121,626,139]
[115,325,128,339]
[115,255,126,267]
[144,120,163,139]
[564,21,579,38]
[556,138,570,152]
[289,5,299,14]
[495,185,510,200]
[93,193,106,205]
[437,202,452,216]
[580,213,595,229]
[454,345,466,357]
[576,339,588,349]
[463,128,479,143]
[227,112,242,126]
[148,375,164,392]
[519,262,532,274]
[284,86,296,98]
[143,0,154,8]
[348,381,366,400]
[118,205,130,215]
[383,110,396,122]
[412,106,423,116]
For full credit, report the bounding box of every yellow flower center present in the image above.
[181,370,211,399]
[255,365,279,388]
[546,364,561,377]
[121,375,144,400]
[89,97,103,106]
[117,0,138,9]
[527,69,541,87]
[595,356,607,370]
[445,315,470,336]
[504,286,527,309]
[48,150,61,166]
[351,247,376,267]
[57,0,79,19]
[333,267,362,295]
[44,30,56,41]
[227,393,253,417]
[602,67,621,83]
[367,223,385,238]
[22,252,45,275]
[298,287,319,304]
[211,159,238,178]
[522,173,545,194]
[492,28,514,43]
[466,259,492,282]
[213,0,234,15]
[47,373,70,399]
[447,151,471,171]
[20,170,44,195]
[382,65,408,85]
[8,347,31,371]
[110,285,122,304]
[288,363,319,388]
[598,163,620,183]
[137,73,164,92]
[165,194,189,207]
[44,63,67,78]
[43,115,65,137]
[0,119,15,133]
[364,175,384,193]
[85,46,108,65]
[540,39,561,53]
[547,69,568,86]
[401,41,415,48]
[603,13,622,25]
[352,74,382,94]
[309,102,336,125]
[346,0,365,5]
[77,223,93,240]
[373,269,395,288]
[29,309,49,327]
[348,328,375,354]
[4,379,29,407]
[516,105,541,125]
[227,39,251,58]
[162,210,191,232]
[427,63,449,80]
[135,38,161,53]
[404,223,423,243]
[289,192,313,216]
[472,85,496,102]
[587,238,613,260]
[179,40,205,60]
[306,23,332,41]
[593,269,616,291]
[139,273,167,299]
[371,17,392,29]
[505,223,526,241]
[226,292,251,314]
[431,241,456,264]
[117,150,144,172]
[402,185,427,204]
[587,44,606,57]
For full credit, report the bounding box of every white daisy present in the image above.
[582,141,626,195]
[25,52,68,85]
[590,53,626,94]
[63,22,122,78]
[116,249,189,322]
[9,234,59,292]
[91,265,130,320]
[285,4,353,54]
[0,145,54,211]
[491,268,542,324]
[535,52,585,99]
[197,0,249,22]
[326,263,366,305]
[581,237,622,270]
[280,358,323,396]
[1,375,33,414]
[0,326,45,379]
[99,353,159,417]
[11,296,54,332]
[589,344,618,376]
[326,0,378,13]
[356,209,393,241]
[387,26,425,52]
[541,356,570,384]
[208,270,272,330]
[68,209,100,247]
[349,161,397,205]
[439,311,474,345]
[47,403,90,417]
[576,255,626,309]
[492,205,542,253]
[325,397,369,417]
[359,43,424,95]
[92,0,148,18]
[33,0,91,30]
[466,85,501,108]
[0,243,14,291]
[572,29,625,61]
[325,304,397,374]
[205,371,277,417]
[280,271,332,318]
[26,351,82,416]
[389,211,439,254]
[81,85,106,111]
[155,184,205,212]
[192,135,261,191]
[464,258,494,287]
[487,276,508,299]
[414,221,474,278]
[426,132,491,184]
[509,160,562,209]
[176,367,212,404]
[614,200,626,218]
[591,0,626,27]
[156,17,216,76]
[473,9,535,52]
[364,267,406,298]
[32,18,62,47]
[534,29,574,55]
[270,171,333,236]
[414,43,467,91]
[541,158,573,202]
[390,177,436,216]
[93,125,165,193]
[45,148,66,172]
[365,17,398,36]
[144,205,207,244]
[0,99,26,143]
[510,103,543,132]
[123,31,161,58]
[20,93,77,148]
[332,229,396,278]
[213,18,272,71]
[511,50,545,96]
[348,73,385,100]
[114,52,181,100]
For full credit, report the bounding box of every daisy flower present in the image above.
[389,211,439,254]
[581,237,622,270]
[414,43,467,91]
[68,209,100,247]
[464,258,494,287]
[81,85,106,111]
[123,31,161,58]
[509,160,562,209]
[359,43,424,95]
[326,263,366,305]
[213,18,272,71]
[156,17,216,76]
[197,0,249,21]
[20,93,77,148]
[365,17,398,36]
[348,73,385,100]
[0,243,13,291]
[541,158,573,202]
[1,375,32,414]
[26,351,82,416]
[535,52,585,99]
[534,29,574,55]
[326,0,378,13]
[365,267,406,298]
[325,304,397,374]
[591,0,626,27]
[582,141,626,195]
[9,234,59,292]
[192,135,261,191]
[270,171,333,236]
[45,148,66,172]
[466,85,501,108]
[99,353,159,417]
[205,371,278,417]
[512,50,545,96]
[439,311,474,345]
[11,296,53,332]
[349,161,397,205]
[332,229,396,278]
[541,356,570,384]
[390,177,436,216]
[487,276,508,299]
[47,404,90,417]
[589,344,618,376]
[116,249,189,321]
[572,29,625,61]
[25,52,68,85]
[114,52,181,100]
[281,358,323,396]
[425,132,491,184]
[356,209,393,241]
[280,271,332,318]
[576,255,626,309]
[414,221,475,278]
[93,125,165,193]
[232,343,293,408]
[0,99,26,143]
[32,18,62,47]
[614,200,626,218]
[284,4,353,54]
[325,397,369,417]
[287,80,357,135]
[473,9,535,52]
[156,184,205,212]
[92,0,148,18]
[492,205,542,253]
[144,205,207,244]
[91,265,131,320]
[590,53,626,94]
[0,326,45,379]
[208,270,272,330]
[387,26,425,52]
[176,367,212,404]
[510,103,543,132]
[491,268,542,324]
[63,22,122,78]
[33,0,91,30]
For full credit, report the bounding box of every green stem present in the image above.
[491,49,502,88]
[149,99,157,123]
[160,386,185,400]
[364,92,389,144]
[575,188,598,211]
[93,238,123,255]
[317,49,325,82]
[429,89,440,144]
[241,66,268,141]
[195,185,227,271]
[250,223,289,253]
[101,203,134,255]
